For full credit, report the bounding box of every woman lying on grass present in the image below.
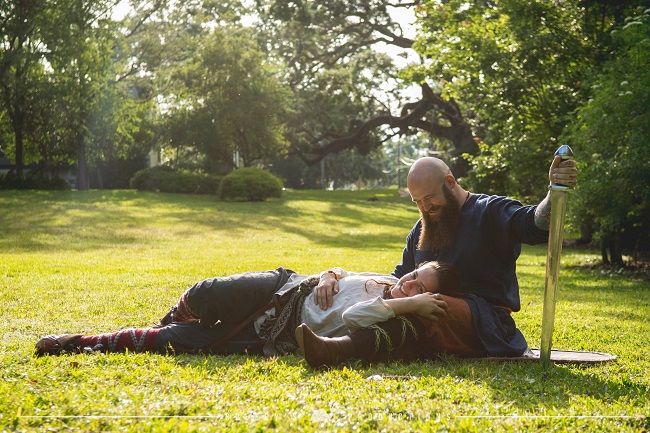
[36,261,468,365]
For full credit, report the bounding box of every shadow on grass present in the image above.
[107,351,649,419]
[0,189,417,253]
[204,353,648,419]
[448,357,648,415]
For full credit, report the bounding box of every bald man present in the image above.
[382,155,577,355]
[297,155,578,368]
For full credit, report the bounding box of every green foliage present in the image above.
[256,0,409,167]
[269,154,322,189]
[156,19,289,170]
[411,0,636,198]
[0,189,648,432]
[130,165,173,191]
[130,166,222,194]
[41,2,125,189]
[0,1,157,189]
[563,7,650,252]
[219,167,283,201]
[0,0,54,173]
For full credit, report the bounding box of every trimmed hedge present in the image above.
[218,167,283,201]
[0,172,71,190]
[129,166,222,195]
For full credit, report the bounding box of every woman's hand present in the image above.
[313,272,339,310]
[410,293,448,320]
[384,293,448,320]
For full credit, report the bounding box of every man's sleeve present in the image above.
[392,221,420,278]
[509,204,549,245]
[488,196,549,246]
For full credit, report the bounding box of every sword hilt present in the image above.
[552,145,575,189]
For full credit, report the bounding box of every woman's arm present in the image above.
[383,293,448,320]
[342,294,448,331]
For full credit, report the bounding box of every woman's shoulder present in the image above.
[341,272,397,282]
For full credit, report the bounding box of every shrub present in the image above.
[196,173,222,195]
[130,165,172,191]
[0,172,71,190]
[218,167,283,201]
[129,166,222,195]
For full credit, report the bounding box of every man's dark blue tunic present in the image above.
[392,194,549,356]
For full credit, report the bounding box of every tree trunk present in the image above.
[600,240,610,266]
[14,124,24,177]
[601,235,624,268]
[77,135,89,190]
[76,40,90,191]
[4,88,26,177]
[447,122,477,179]
[610,241,624,268]
[95,166,104,189]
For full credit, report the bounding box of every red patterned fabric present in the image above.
[174,290,199,322]
[76,328,160,353]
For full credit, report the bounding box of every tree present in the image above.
[414,0,646,199]
[255,0,478,177]
[410,0,592,196]
[85,78,157,188]
[199,28,290,168]
[564,7,650,265]
[34,0,158,189]
[157,26,289,171]
[0,0,49,176]
[41,1,123,189]
[0,0,158,188]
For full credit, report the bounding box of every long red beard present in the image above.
[417,185,461,252]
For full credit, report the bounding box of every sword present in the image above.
[540,144,574,366]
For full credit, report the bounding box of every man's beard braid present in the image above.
[417,184,462,252]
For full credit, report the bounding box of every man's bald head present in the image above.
[407,157,451,191]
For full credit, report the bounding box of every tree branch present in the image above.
[372,25,414,49]
[123,1,167,39]
[294,82,477,177]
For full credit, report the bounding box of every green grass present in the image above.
[1,189,648,432]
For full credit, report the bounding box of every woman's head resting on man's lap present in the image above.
[390,261,461,299]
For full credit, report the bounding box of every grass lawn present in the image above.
[1,189,648,432]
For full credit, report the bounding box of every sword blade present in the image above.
[540,186,570,366]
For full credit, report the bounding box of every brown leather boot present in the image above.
[35,334,83,356]
[295,324,356,368]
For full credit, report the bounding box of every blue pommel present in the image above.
[554,145,574,160]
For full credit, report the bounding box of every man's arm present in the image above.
[534,193,553,230]
[392,221,420,278]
